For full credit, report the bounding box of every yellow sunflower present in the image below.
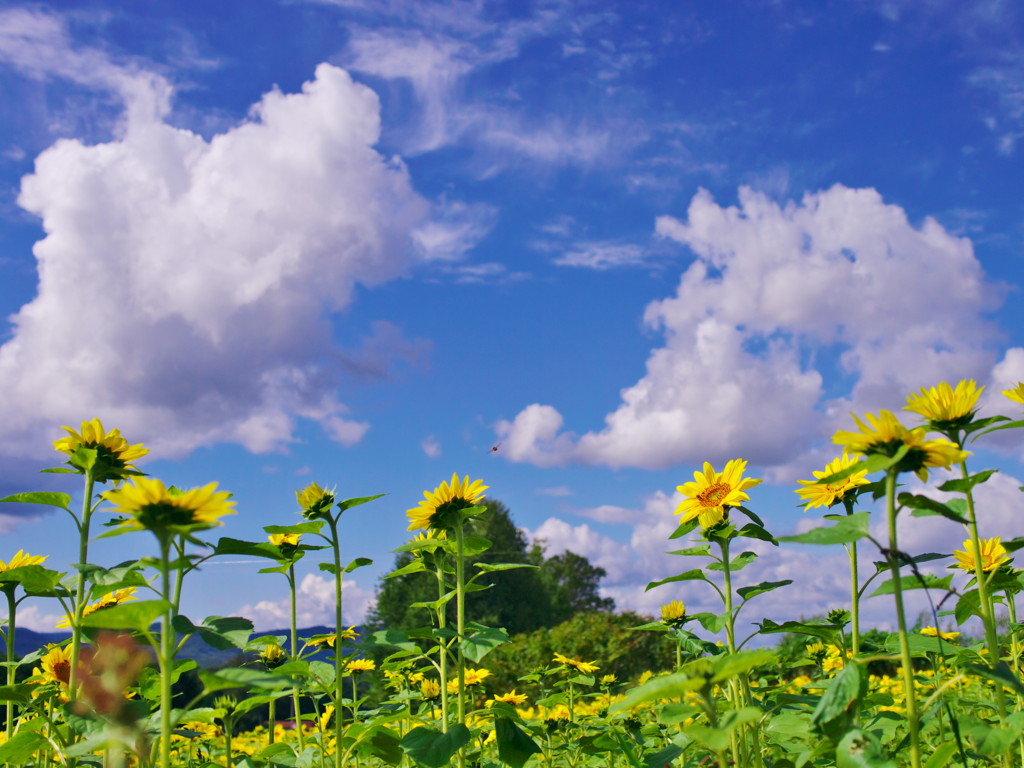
[420,679,441,699]
[660,600,687,628]
[832,410,969,481]
[1004,383,1024,406]
[259,643,286,669]
[489,690,528,706]
[53,418,148,482]
[447,667,492,693]
[34,644,72,689]
[674,459,761,529]
[268,533,301,547]
[953,537,1010,573]
[0,550,47,573]
[904,380,983,426]
[103,477,235,535]
[552,652,599,674]
[407,473,488,532]
[58,587,138,629]
[296,482,335,520]
[795,453,870,510]
[920,626,960,641]
[345,658,376,674]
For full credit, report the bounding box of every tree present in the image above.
[366,499,614,637]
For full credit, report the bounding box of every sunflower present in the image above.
[489,690,528,706]
[296,482,335,520]
[268,533,301,547]
[53,418,148,482]
[259,643,286,669]
[1004,383,1024,406]
[34,644,72,689]
[447,667,492,693]
[103,477,235,535]
[904,380,983,428]
[0,550,47,573]
[345,658,376,674]
[552,652,599,674]
[58,587,138,629]
[674,459,761,529]
[407,473,488,532]
[920,626,960,641]
[795,453,870,510]
[953,537,1010,573]
[659,600,687,628]
[832,410,969,481]
[420,679,441,700]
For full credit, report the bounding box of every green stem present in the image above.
[288,564,305,752]
[5,587,16,737]
[455,523,466,731]
[884,470,921,768]
[435,559,449,733]
[158,536,174,768]
[1007,595,1024,767]
[268,697,276,746]
[68,469,96,699]
[327,516,344,768]
[843,498,861,658]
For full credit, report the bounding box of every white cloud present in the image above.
[412,199,498,262]
[499,185,1004,470]
[0,62,432,460]
[238,573,374,631]
[536,485,573,497]
[553,241,649,270]
[11,602,64,633]
[421,435,442,458]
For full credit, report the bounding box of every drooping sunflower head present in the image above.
[674,459,761,530]
[552,652,599,674]
[57,587,138,629]
[406,473,488,532]
[904,380,983,428]
[795,453,870,510]
[296,482,335,520]
[53,418,148,483]
[954,537,1010,573]
[103,477,235,536]
[1004,383,1024,406]
[833,410,969,481]
[0,550,47,573]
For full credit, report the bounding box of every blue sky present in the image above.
[1,0,1023,636]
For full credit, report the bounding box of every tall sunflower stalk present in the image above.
[296,482,381,768]
[406,474,488,756]
[0,551,51,736]
[103,477,236,768]
[673,459,764,768]
[833,406,969,768]
[51,419,148,697]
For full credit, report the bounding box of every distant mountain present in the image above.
[9,624,343,668]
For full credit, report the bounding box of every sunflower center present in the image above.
[52,660,71,685]
[135,501,198,530]
[697,483,731,508]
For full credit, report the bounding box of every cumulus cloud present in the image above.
[238,573,374,630]
[0,61,432,460]
[499,185,1004,471]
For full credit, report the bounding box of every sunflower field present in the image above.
[1,379,1024,768]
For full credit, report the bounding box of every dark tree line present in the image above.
[367,499,614,636]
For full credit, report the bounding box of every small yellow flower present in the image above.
[345,659,376,674]
[260,643,286,668]
[58,587,138,629]
[54,418,148,482]
[954,537,1010,573]
[0,550,47,573]
[103,477,235,534]
[674,459,761,529]
[552,652,599,674]
[268,533,300,547]
[1003,383,1024,406]
[489,690,528,706]
[600,674,618,686]
[407,473,488,532]
[905,380,983,426]
[447,668,492,693]
[309,627,357,649]
[420,679,441,699]
[832,410,969,481]
[920,626,961,641]
[795,453,870,509]
[637,670,654,685]
[319,704,335,731]
[805,641,827,660]
[660,600,687,627]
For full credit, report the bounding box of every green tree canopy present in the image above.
[366,498,614,636]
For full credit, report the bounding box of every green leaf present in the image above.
[898,493,969,524]
[967,720,1020,755]
[643,745,684,768]
[494,718,541,768]
[707,551,756,572]
[836,728,897,768]
[0,684,31,703]
[0,729,49,762]
[80,599,169,630]
[812,662,866,729]
[756,618,836,641]
[737,580,792,600]
[684,707,761,753]
[402,725,471,768]
[712,649,776,683]
[366,727,404,766]
[264,521,325,535]
[337,494,386,512]
[691,612,729,634]
[387,560,428,578]
[665,544,711,557]
[668,519,699,539]
[0,491,72,510]
[779,512,870,546]
[737,523,777,544]
[883,632,961,658]
[937,469,997,494]
[955,590,984,624]
[474,562,538,573]
[923,741,958,768]
[609,672,706,714]
[199,667,293,694]
[965,660,1024,696]
[645,569,707,592]
[345,557,373,573]
[461,626,510,663]
[870,573,952,597]
[196,616,254,650]
[462,536,492,557]
[214,537,286,560]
